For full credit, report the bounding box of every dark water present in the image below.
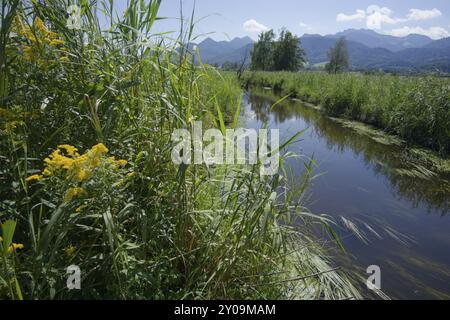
[242,90,450,300]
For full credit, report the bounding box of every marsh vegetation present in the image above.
[0,1,359,300]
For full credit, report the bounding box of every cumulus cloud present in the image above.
[337,5,399,29]
[336,5,443,30]
[407,8,442,21]
[365,5,399,29]
[336,9,366,22]
[299,22,313,31]
[388,26,449,39]
[243,19,269,33]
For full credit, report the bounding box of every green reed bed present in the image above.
[0,1,358,299]
[241,71,450,155]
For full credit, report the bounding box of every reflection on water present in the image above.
[243,90,450,299]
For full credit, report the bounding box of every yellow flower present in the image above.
[117,159,128,167]
[76,168,90,182]
[64,187,85,203]
[75,205,87,213]
[91,143,109,155]
[50,39,65,46]
[127,172,135,177]
[34,17,47,34]
[26,174,43,182]
[65,244,76,256]
[7,243,24,254]
[58,144,78,157]
[108,156,128,169]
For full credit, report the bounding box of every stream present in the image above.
[242,90,450,299]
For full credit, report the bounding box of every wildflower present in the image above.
[7,243,24,254]
[127,172,135,177]
[108,156,127,169]
[26,174,43,182]
[91,143,109,155]
[34,17,47,34]
[65,244,76,256]
[76,168,90,181]
[50,39,65,46]
[116,159,128,167]
[58,144,78,157]
[45,149,74,170]
[75,205,88,213]
[64,187,85,203]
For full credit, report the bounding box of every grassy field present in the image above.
[241,71,450,155]
[0,1,359,299]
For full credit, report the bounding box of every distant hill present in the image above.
[191,30,450,73]
[193,36,253,63]
[324,29,433,52]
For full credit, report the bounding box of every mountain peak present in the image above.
[200,37,218,45]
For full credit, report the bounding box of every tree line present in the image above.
[250,29,349,73]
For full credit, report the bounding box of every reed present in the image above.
[0,1,358,299]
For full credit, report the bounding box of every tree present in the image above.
[325,37,350,74]
[251,29,306,72]
[251,30,275,71]
[272,29,306,71]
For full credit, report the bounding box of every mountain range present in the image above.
[191,29,450,72]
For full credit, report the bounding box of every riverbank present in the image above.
[240,71,450,156]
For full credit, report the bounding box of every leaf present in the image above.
[1,220,16,255]
[216,101,226,135]
[325,223,347,255]
[14,278,23,300]
[270,93,291,111]
[232,94,242,129]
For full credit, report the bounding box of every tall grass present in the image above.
[0,1,358,299]
[241,71,450,155]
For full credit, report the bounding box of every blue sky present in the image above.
[148,0,450,40]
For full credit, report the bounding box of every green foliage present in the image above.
[0,1,358,300]
[272,29,306,71]
[241,71,450,155]
[325,37,350,74]
[251,30,276,71]
[251,29,306,71]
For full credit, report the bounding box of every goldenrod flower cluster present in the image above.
[13,15,66,63]
[26,143,128,203]
[0,236,24,254]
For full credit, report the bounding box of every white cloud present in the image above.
[366,6,399,29]
[337,6,443,30]
[243,19,269,33]
[336,9,366,22]
[337,5,400,29]
[299,22,313,31]
[407,8,442,21]
[388,26,449,39]
[367,5,392,16]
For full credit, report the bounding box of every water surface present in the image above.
[242,90,450,299]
